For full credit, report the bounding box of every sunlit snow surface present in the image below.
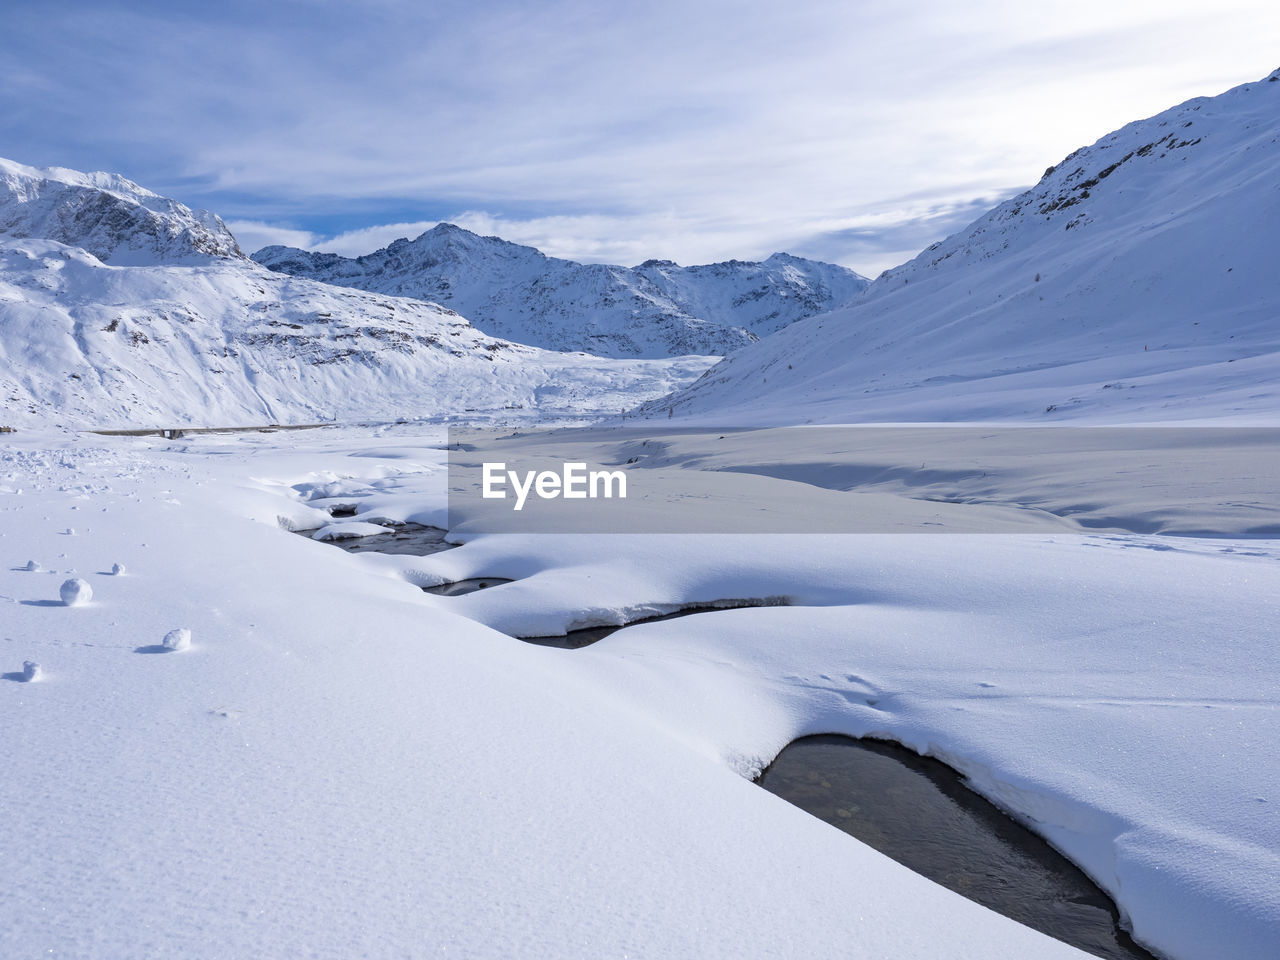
[3,423,1277,960]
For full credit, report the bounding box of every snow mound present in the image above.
[311,521,391,541]
[59,578,92,606]
[161,628,191,652]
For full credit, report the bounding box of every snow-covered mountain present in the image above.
[0,161,713,429]
[0,157,243,265]
[253,225,867,358]
[645,69,1280,424]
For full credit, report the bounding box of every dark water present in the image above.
[757,736,1157,960]
[422,578,514,597]
[519,601,781,649]
[302,521,458,556]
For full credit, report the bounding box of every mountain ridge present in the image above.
[0,157,243,266]
[253,224,868,358]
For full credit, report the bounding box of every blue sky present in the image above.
[3,0,1277,274]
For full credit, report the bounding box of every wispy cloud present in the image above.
[7,0,1276,274]
[224,220,318,254]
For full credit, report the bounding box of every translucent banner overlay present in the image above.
[447,426,1280,536]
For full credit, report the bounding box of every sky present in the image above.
[2,0,1277,276]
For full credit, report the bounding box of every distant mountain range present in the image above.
[644,68,1280,424]
[253,226,868,358]
[0,160,713,428]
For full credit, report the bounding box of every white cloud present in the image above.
[224,220,316,255]
[35,0,1272,274]
[310,222,439,258]
[257,194,1005,278]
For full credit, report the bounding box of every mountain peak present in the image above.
[0,155,242,265]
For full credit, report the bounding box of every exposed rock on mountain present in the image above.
[0,158,243,265]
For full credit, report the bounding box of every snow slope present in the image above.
[644,69,1280,424]
[254,224,868,358]
[0,157,242,265]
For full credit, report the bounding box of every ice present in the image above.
[310,520,392,541]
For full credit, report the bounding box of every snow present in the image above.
[254,223,868,358]
[1,427,1093,960]
[161,627,191,651]
[3,69,1279,960]
[644,70,1280,425]
[4,424,1277,959]
[310,520,395,541]
[58,576,92,606]
[0,235,715,429]
[0,156,243,265]
[0,159,718,430]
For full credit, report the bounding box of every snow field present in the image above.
[2,427,1102,960]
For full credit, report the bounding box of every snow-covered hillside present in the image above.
[0,157,243,265]
[254,225,867,358]
[0,238,711,429]
[645,69,1280,424]
[0,162,714,429]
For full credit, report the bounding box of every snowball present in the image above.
[59,578,92,606]
[162,628,191,652]
[64,527,75,536]
[24,560,39,572]
[21,661,41,682]
[111,563,126,576]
